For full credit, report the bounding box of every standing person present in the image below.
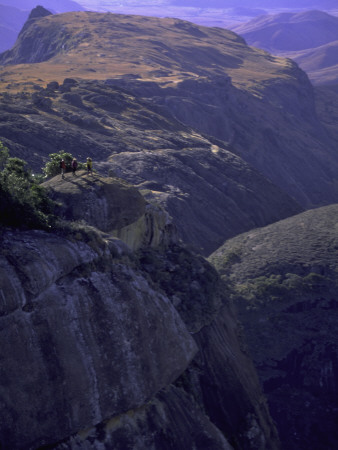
[71,158,78,176]
[60,159,66,179]
[86,157,92,175]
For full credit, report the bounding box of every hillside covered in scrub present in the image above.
[209,204,338,450]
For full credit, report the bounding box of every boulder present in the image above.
[43,173,146,232]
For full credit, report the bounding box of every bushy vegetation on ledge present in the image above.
[0,143,110,254]
[0,141,56,230]
[42,150,86,178]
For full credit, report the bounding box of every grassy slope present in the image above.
[0,11,293,93]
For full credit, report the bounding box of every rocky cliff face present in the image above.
[0,80,301,255]
[0,175,280,449]
[209,204,338,450]
[43,171,147,233]
[0,229,197,449]
[43,170,178,250]
[108,145,301,255]
[110,65,336,208]
[2,10,338,448]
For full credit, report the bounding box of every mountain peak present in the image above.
[292,9,333,22]
[18,5,52,38]
[28,5,53,21]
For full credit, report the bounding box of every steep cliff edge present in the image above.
[0,229,197,449]
[43,171,147,233]
[0,176,279,449]
[111,66,336,208]
[43,171,178,250]
[209,204,338,450]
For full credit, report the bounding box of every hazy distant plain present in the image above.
[76,0,270,27]
[76,0,338,27]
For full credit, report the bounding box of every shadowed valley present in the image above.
[209,204,338,450]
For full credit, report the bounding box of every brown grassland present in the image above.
[0,11,294,94]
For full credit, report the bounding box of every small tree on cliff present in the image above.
[43,150,73,178]
[0,142,56,229]
[43,150,86,178]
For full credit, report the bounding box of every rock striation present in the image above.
[109,145,302,255]
[0,80,302,255]
[0,176,280,449]
[110,69,337,209]
[0,229,197,449]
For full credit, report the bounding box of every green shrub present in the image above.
[42,150,74,178]
[42,150,86,178]
[0,142,56,230]
[236,271,333,310]
[238,274,286,305]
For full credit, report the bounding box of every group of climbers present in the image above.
[60,157,92,179]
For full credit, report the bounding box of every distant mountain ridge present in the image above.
[0,1,84,53]
[232,10,338,84]
[232,10,338,51]
[0,5,29,53]
[171,0,338,7]
[0,0,84,12]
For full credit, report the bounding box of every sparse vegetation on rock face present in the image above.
[0,141,56,229]
[209,204,338,450]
